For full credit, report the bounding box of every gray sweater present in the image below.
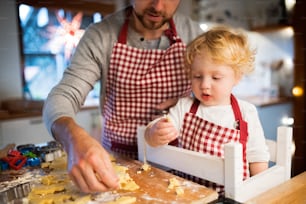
[43,7,203,134]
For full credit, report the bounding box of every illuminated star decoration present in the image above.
[55,12,85,60]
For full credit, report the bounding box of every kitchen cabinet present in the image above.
[0,108,100,147]
[0,116,51,147]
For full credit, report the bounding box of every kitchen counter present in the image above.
[0,98,98,121]
[241,96,292,107]
[0,96,292,120]
[0,99,44,121]
[246,171,306,203]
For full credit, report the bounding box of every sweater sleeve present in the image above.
[42,16,119,135]
[42,24,102,135]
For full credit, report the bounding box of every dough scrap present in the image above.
[141,163,151,171]
[28,193,72,204]
[175,186,184,195]
[40,174,69,185]
[113,163,139,191]
[168,178,180,190]
[167,177,185,195]
[29,183,66,195]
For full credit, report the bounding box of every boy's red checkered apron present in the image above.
[176,94,249,196]
[102,9,190,158]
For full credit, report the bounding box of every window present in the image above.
[17,1,116,106]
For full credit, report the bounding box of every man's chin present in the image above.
[143,21,166,30]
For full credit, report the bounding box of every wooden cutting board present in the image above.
[1,155,218,203]
[113,158,219,204]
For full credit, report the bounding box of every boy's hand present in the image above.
[145,117,179,147]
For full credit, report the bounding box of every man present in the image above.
[43,0,202,193]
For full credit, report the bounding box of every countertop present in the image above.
[0,96,292,121]
[246,171,306,204]
[0,99,98,121]
[241,96,292,107]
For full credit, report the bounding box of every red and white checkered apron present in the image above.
[176,94,249,196]
[103,9,190,158]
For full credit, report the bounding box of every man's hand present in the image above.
[52,117,119,193]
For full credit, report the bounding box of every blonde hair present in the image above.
[184,26,256,78]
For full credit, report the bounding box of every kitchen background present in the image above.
[0,0,305,176]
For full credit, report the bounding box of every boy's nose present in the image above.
[200,79,211,90]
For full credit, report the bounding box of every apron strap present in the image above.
[230,94,248,144]
[164,19,182,44]
[118,7,181,45]
[230,94,248,167]
[118,7,132,44]
[189,99,200,114]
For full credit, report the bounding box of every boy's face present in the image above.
[190,53,240,106]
